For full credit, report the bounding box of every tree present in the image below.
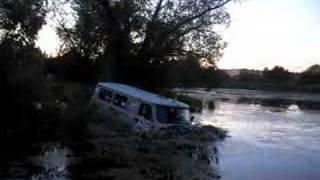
[0,0,49,90]
[299,64,320,84]
[58,0,233,84]
[0,0,54,145]
[263,66,292,82]
[0,0,48,45]
[0,0,49,92]
[238,69,261,82]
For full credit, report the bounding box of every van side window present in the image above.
[138,103,153,121]
[113,94,128,108]
[98,89,113,102]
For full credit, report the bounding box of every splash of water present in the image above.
[31,144,70,180]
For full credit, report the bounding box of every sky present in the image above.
[218,0,320,72]
[36,0,320,72]
[36,1,74,57]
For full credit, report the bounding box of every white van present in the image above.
[91,82,192,127]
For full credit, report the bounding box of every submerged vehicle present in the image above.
[91,82,192,127]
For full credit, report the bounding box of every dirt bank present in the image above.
[67,116,227,180]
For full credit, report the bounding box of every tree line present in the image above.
[46,0,232,88]
[222,65,320,92]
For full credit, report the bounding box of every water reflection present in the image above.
[177,88,320,110]
[286,104,300,112]
[31,144,70,180]
[199,100,320,180]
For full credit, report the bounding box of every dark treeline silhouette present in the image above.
[52,0,232,88]
[222,65,320,92]
[46,51,227,88]
[0,0,63,163]
[263,66,292,82]
[299,65,320,85]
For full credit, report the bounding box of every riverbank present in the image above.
[219,81,320,93]
[174,88,320,110]
[1,101,227,180]
[66,113,227,180]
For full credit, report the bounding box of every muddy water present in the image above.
[192,89,320,180]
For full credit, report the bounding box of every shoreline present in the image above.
[1,111,227,180]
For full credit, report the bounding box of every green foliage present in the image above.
[238,70,261,82]
[0,39,59,148]
[0,0,53,146]
[59,104,93,143]
[178,95,204,113]
[0,0,48,45]
[299,64,320,84]
[45,50,98,83]
[57,0,233,84]
[219,65,320,93]
[263,66,292,82]
[163,55,229,87]
[159,90,203,113]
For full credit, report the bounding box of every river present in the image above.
[185,88,320,180]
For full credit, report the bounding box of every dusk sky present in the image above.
[36,0,320,72]
[218,0,320,72]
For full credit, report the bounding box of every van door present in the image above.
[137,103,153,122]
[112,94,129,116]
[94,88,113,115]
[134,103,154,132]
[98,88,113,103]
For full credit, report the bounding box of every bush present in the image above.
[158,90,203,113]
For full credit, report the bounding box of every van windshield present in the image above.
[156,106,190,124]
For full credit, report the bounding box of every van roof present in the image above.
[98,82,189,109]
